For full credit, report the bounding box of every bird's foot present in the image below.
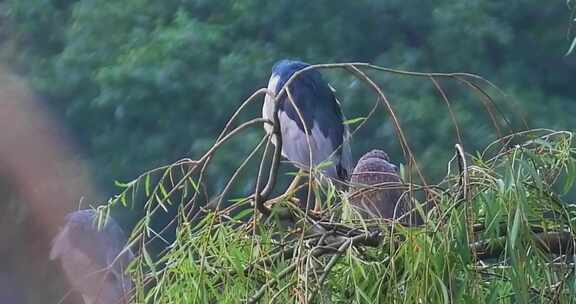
[309,208,326,219]
[264,193,300,209]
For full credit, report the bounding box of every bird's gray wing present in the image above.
[278,72,347,178]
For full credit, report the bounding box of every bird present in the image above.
[50,209,134,304]
[348,150,409,221]
[262,59,352,210]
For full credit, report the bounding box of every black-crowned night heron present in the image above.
[263,59,352,211]
[50,209,134,304]
[349,150,408,221]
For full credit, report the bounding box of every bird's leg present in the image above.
[285,170,302,196]
[314,193,322,213]
[311,180,326,215]
[265,170,302,207]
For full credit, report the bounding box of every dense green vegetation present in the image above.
[106,125,576,303]
[2,1,576,303]
[4,0,575,192]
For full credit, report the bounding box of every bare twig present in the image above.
[307,238,352,303]
[454,143,468,201]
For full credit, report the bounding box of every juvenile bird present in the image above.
[349,150,408,221]
[50,209,134,304]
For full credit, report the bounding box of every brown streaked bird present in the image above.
[50,209,134,304]
[349,150,408,221]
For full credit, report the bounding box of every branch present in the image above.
[255,89,282,216]
[470,231,575,260]
[454,143,468,201]
[246,232,378,303]
[307,238,352,303]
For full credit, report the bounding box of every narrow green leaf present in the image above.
[114,180,135,188]
[566,36,576,55]
[434,273,450,304]
[232,208,253,220]
[563,160,576,194]
[143,245,157,276]
[145,174,151,197]
[343,116,366,125]
[510,206,522,249]
[524,160,543,190]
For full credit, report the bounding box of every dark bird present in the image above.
[349,150,409,221]
[263,59,352,210]
[50,209,134,304]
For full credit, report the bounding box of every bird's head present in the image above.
[272,59,308,77]
[270,59,319,92]
[358,149,391,163]
[351,149,399,179]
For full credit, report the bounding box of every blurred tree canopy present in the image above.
[2,0,575,196]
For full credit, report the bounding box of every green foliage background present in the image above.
[3,0,575,192]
